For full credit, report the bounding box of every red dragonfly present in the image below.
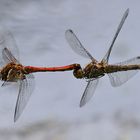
[0,29,80,122]
[65,9,140,107]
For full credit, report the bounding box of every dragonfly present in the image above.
[0,28,80,122]
[65,8,140,107]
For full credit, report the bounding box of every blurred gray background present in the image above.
[0,0,140,139]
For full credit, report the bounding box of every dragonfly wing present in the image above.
[2,48,20,64]
[101,9,129,64]
[80,78,99,107]
[108,56,140,87]
[65,29,97,63]
[0,27,19,66]
[14,74,35,122]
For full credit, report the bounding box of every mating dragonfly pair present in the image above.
[0,8,139,122]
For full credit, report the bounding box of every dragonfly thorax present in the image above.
[83,62,105,79]
[0,62,25,82]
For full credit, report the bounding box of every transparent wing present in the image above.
[101,8,129,64]
[0,27,19,66]
[108,56,140,87]
[65,29,97,63]
[2,48,19,64]
[14,74,35,122]
[80,79,99,107]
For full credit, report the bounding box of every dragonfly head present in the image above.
[73,64,84,79]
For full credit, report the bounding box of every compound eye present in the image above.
[73,69,83,79]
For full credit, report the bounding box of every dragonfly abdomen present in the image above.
[105,64,140,74]
[24,64,81,74]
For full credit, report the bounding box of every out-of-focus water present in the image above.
[0,0,140,139]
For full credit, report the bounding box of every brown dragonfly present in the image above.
[65,9,140,107]
[0,28,80,122]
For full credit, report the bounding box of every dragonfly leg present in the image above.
[86,79,94,82]
[1,81,6,87]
